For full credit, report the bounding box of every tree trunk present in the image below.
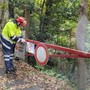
[24,6,30,62]
[76,0,88,90]
[8,0,14,18]
[77,58,87,90]
[25,7,30,39]
[0,0,9,32]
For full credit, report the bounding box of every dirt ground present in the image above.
[0,47,74,90]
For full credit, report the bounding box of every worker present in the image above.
[1,17,27,76]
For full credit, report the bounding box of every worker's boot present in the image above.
[5,68,17,79]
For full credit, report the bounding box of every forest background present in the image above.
[0,0,90,90]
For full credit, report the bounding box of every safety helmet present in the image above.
[16,17,27,26]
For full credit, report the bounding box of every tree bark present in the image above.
[0,0,9,32]
[24,6,30,62]
[8,0,14,18]
[77,58,87,90]
[25,7,30,38]
[76,0,88,90]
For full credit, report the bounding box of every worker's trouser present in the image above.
[1,35,16,70]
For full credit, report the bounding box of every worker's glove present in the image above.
[21,38,26,43]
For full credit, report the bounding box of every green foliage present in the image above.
[88,0,90,20]
[35,63,57,76]
[0,2,8,10]
[13,0,35,11]
[12,0,79,44]
[44,69,56,76]
[35,64,45,71]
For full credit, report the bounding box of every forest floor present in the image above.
[0,46,76,90]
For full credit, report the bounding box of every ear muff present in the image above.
[20,21,27,26]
